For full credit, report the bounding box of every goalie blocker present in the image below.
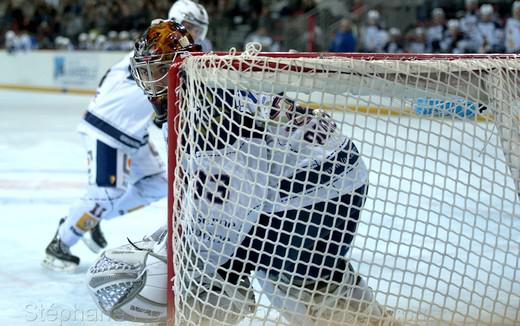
[86,19,399,325]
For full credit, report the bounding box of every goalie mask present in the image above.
[131,19,201,125]
[131,19,201,98]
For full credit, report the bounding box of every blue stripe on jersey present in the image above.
[278,139,360,199]
[84,111,148,149]
[95,140,118,187]
[246,91,258,103]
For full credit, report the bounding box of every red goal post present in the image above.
[166,52,520,325]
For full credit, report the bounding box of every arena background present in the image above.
[1,0,519,325]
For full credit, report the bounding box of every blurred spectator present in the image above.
[302,0,317,13]
[45,0,59,7]
[407,27,427,53]
[18,31,35,50]
[427,8,446,53]
[477,4,504,53]
[87,31,98,49]
[54,36,73,51]
[4,2,25,32]
[62,4,83,39]
[118,31,134,51]
[105,30,119,51]
[460,0,482,52]
[5,30,17,53]
[95,34,107,51]
[244,26,280,52]
[77,32,89,50]
[505,1,520,53]
[460,0,479,35]
[329,18,357,52]
[5,30,33,53]
[227,0,260,27]
[1,0,520,54]
[384,27,404,53]
[441,19,469,53]
[360,10,389,52]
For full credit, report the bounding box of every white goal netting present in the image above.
[166,53,520,326]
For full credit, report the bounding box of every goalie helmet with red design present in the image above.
[130,19,201,125]
[131,19,201,97]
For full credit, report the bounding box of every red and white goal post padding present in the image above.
[166,52,520,326]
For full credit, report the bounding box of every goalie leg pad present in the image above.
[257,259,399,326]
[178,253,256,325]
[178,273,256,326]
[86,244,168,323]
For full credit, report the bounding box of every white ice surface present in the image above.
[0,90,165,325]
[0,90,519,325]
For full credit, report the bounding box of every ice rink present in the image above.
[0,90,165,325]
[1,89,519,325]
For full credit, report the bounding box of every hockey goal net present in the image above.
[166,52,520,325]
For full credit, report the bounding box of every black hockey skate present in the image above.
[82,223,107,253]
[42,218,80,272]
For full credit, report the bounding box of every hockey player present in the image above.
[42,0,211,272]
[477,4,504,53]
[360,10,389,53]
[459,0,483,53]
[427,8,447,53]
[505,1,520,53]
[460,0,479,36]
[441,19,472,54]
[86,19,397,325]
[169,0,212,52]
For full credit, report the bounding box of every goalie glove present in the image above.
[86,227,168,323]
[87,224,257,325]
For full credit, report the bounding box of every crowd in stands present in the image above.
[2,0,520,54]
[329,0,520,54]
[0,0,172,52]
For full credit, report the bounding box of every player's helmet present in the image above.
[168,0,209,41]
[130,19,201,98]
[480,4,493,16]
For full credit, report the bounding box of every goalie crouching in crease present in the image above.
[86,19,399,326]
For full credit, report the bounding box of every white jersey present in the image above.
[255,93,368,212]
[460,11,483,52]
[460,11,479,35]
[477,21,504,52]
[427,24,446,52]
[505,18,520,52]
[361,25,389,52]
[180,90,368,274]
[77,53,154,153]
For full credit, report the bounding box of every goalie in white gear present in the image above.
[87,19,398,325]
[42,1,212,273]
